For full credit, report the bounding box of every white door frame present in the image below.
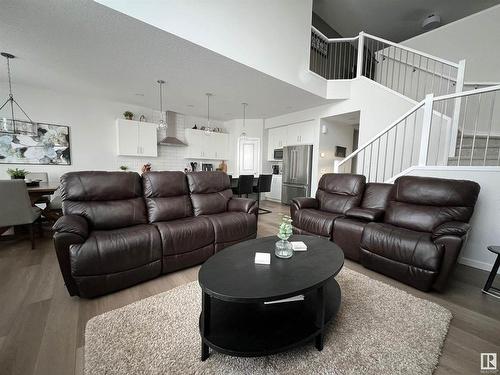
[237,136,261,176]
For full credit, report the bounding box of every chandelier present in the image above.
[0,52,37,135]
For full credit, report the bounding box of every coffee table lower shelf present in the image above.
[199,278,341,359]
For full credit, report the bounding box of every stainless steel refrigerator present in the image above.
[282,145,313,205]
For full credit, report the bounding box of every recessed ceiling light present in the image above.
[134,93,145,97]
[187,104,195,108]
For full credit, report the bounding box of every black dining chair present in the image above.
[253,174,273,214]
[233,175,254,198]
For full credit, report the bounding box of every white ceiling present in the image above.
[313,0,500,42]
[0,0,330,121]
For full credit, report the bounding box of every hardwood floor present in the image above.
[0,200,499,374]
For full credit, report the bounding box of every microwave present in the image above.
[273,148,283,160]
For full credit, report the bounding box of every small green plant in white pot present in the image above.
[119,165,129,171]
[7,168,29,179]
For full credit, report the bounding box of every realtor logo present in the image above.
[481,353,497,371]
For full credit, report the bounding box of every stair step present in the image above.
[453,148,500,159]
[456,137,500,148]
[447,157,499,166]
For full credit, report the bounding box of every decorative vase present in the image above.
[275,238,293,258]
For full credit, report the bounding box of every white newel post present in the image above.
[356,32,365,78]
[449,59,466,157]
[418,94,434,166]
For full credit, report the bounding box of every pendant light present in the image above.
[240,102,248,138]
[157,80,167,129]
[204,93,213,135]
[0,52,36,135]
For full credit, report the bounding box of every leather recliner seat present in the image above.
[291,173,366,238]
[53,171,257,298]
[360,176,480,291]
[291,173,480,292]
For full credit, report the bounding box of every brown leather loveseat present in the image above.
[52,171,257,298]
[291,173,480,291]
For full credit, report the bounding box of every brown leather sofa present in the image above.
[291,173,480,292]
[53,171,257,298]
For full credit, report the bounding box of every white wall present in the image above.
[0,84,238,181]
[318,120,355,176]
[402,5,500,83]
[97,0,327,97]
[405,166,500,274]
[265,77,416,192]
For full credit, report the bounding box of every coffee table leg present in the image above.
[201,291,211,361]
[315,285,325,351]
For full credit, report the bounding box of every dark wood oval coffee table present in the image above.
[198,235,344,360]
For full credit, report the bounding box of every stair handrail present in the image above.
[362,32,460,68]
[433,84,500,102]
[335,99,426,172]
[310,27,460,69]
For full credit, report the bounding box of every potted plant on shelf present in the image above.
[123,111,134,120]
[7,168,29,180]
[119,165,128,171]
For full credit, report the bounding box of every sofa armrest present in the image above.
[346,207,384,222]
[432,221,470,240]
[53,214,89,240]
[292,197,319,210]
[228,197,258,215]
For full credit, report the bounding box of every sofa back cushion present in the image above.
[60,171,147,230]
[361,183,393,209]
[316,173,366,214]
[142,171,192,223]
[385,176,480,232]
[187,171,232,216]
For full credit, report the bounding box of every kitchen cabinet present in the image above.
[286,122,315,146]
[265,174,282,202]
[267,127,287,161]
[116,119,158,157]
[267,121,315,160]
[185,129,229,160]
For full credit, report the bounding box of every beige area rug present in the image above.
[85,268,451,375]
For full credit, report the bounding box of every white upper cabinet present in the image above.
[286,122,315,146]
[116,119,158,157]
[267,121,315,160]
[267,127,287,160]
[185,129,229,160]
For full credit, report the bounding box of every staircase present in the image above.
[448,133,500,166]
[310,27,500,181]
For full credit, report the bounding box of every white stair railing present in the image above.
[310,27,465,102]
[336,85,500,181]
[335,101,426,182]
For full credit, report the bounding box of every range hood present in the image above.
[158,111,187,146]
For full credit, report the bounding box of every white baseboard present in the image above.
[458,256,499,274]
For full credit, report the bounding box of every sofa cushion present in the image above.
[361,183,393,209]
[154,216,214,256]
[142,171,192,223]
[61,171,147,230]
[316,173,366,214]
[385,176,480,232]
[70,224,161,276]
[205,212,257,245]
[361,222,443,272]
[187,171,233,215]
[293,209,342,238]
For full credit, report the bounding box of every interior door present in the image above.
[238,137,260,176]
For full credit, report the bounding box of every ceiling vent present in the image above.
[422,14,441,30]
